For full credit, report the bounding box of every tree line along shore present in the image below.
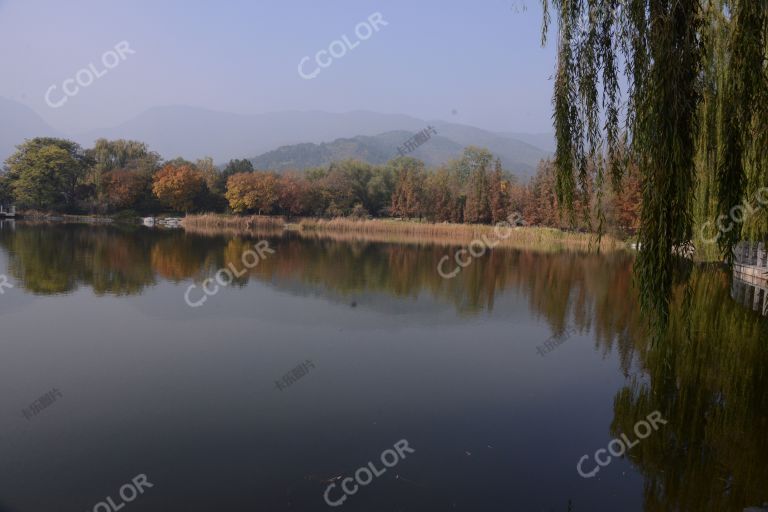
[0,137,642,241]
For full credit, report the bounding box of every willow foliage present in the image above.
[541,0,768,329]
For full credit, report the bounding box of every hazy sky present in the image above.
[0,0,556,135]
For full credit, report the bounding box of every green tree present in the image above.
[541,0,768,327]
[4,138,91,211]
[0,174,13,206]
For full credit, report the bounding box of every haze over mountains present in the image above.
[0,98,553,179]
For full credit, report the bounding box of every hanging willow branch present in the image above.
[541,0,768,330]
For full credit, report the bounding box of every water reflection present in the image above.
[611,268,768,511]
[0,223,639,321]
[1,222,767,511]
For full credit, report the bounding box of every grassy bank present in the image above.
[182,214,625,252]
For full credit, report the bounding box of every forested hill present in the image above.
[249,130,547,178]
[249,131,461,172]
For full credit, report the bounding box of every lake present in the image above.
[0,221,767,512]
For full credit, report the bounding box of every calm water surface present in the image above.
[0,221,767,512]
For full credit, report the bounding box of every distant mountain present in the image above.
[0,100,551,179]
[497,132,556,153]
[430,122,551,175]
[251,126,549,178]
[77,106,550,177]
[0,97,61,164]
[250,131,463,170]
[77,107,430,163]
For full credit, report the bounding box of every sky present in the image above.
[0,0,557,135]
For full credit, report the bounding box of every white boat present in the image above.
[142,217,155,227]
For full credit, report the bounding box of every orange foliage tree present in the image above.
[103,170,148,210]
[390,158,427,218]
[225,171,281,214]
[151,164,205,212]
[278,171,311,216]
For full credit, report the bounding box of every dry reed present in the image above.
[182,213,286,230]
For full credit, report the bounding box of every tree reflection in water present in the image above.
[1,223,767,511]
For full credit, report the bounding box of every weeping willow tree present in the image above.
[541,0,768,329]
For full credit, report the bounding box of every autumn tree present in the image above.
[218,159,254,192]
[488,158,511,224]
[195,157,221,193]
[424,167,463,223]
[390,157,426,218]
[103,170,150,210]
[611,166,642,236]
[277,171,311,217]
[152,164,205,213]
[464,160,492,224]
[523,161,560,227]
[225,171,281,214]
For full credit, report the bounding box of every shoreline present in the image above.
[6,211,627,252]
[181,214,626,252]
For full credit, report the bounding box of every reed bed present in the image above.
[297,217,624,252]
[181,215,623,251]
[182,213,286,230]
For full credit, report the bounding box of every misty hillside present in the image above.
[249,129,548,177]
[0,99,551,178]
[0,97,61,165]
[250,131,465,171]
[77,106,431,163]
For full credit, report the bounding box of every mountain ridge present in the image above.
[0,98,551,178]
